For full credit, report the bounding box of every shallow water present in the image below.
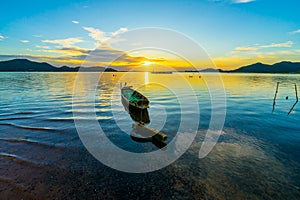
[0,72,299,199]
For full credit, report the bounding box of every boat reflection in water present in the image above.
[121,88,167,149]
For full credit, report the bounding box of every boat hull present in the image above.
[121,87,149,109]
[121,96,150,124]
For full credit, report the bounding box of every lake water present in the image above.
[0,72,299,199]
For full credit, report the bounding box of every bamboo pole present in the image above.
[288,83,298,115]
[272,82,280,113]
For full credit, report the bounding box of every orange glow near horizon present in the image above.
[13,51,298,70]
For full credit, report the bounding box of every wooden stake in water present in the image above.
[272,82,280,113]
[288,83,298,115]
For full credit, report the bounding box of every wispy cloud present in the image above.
[235,46,258,51]
[289,29,300,35]
[0,34,4,41]
[83,47,166,70]
[0,46,160,69]
[42,38,82,47]
[232,0,255,3]
[20,40,30,43]
[38,47,90,56]
[83,27,128,47]
[72,20,79,24]
[260,41,293,48]
[36,45,50,49]
[83,27,109,42]
[209,0,255,4]
[265,50,296,55]
[234,41,293,52]
[111,27,128,36]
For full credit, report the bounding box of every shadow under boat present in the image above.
[121,86,167,149]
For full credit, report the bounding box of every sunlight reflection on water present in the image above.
[0,72,299,198]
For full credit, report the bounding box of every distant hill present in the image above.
[0,59,117,72]
[200,68,220,72]
[184,68,221,72]
[226,61,300,73]
[1,59,299,73]
[198,61,300,73]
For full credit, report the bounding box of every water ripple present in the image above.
[0,152,46,167]
[0,122,62,132]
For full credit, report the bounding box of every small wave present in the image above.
[0,111,36,117]
[0,113,14,117]
[0,117,30,121]
[0,138,65,149]
[16,111,36,114]
[66,110,96,114]
[47,117,74,122]
[0,123,61,132]
[0,152,45,167]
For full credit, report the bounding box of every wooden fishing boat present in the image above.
[121,98,150,124]
[121,86,150,109]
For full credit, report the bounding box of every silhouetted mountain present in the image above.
[0,59,58,71]
[79,66,117,72]
[0,59,117,72]
[1,59,299,73]
[200,68,221,72]
[227,61,300,73]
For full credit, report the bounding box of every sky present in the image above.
[0,0,300,70]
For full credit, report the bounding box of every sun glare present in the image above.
[143,61,153,66]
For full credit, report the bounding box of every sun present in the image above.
[143,61,153,66]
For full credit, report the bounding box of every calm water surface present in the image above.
[0,72,299,199]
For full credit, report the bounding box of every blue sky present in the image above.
[0,0,299,69]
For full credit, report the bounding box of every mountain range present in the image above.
[223,61,300,73]
[0,59,117,72]
[0,59,300,73]
[204,61,300,73]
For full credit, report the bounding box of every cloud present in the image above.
[0,35,4,41]
[83,26,127,47]
[83,27,109,42]
[234,41,293,53]
[209,0,255,4]
[233,0,255,3]
[42,38,82,47]
[0,46,154,69]
[235,46,258,51]
[111,27,128,36]
[20,40,29,43]
[0,43,149,68]
[289,29,300,35]
[259,41,293,48]
[265,50,295,55]
[72,20,79,24]
[39,47,90,56]
[36,45,50,49]
[82,47,145,64]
